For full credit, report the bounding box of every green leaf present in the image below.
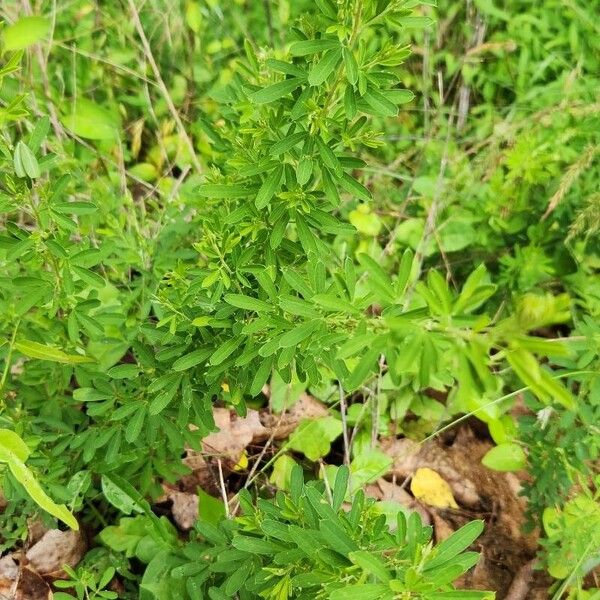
[289,38,340,56]
[62,99,119,140]
[125,406,146,444]
[196,183,254,198]
[197,487,225,526]
[0,431,78,530]
[425,520,484,570]
[363,88,398,117]
[249,78,303,104]
[350,450,392,489]
[278,321,318,348]
[14,141,40,179]
[255,165,284,209]
[3,16,50,51]
[349,550,391,582]
[210,337,240,366]
[330,585,392,600]
[308,48,342,86]
[107,363,139,379]
[339,172,372,200]
[0,429,30,462]
[343,48,359,85]
[332,465,349,511]
[15,339,93,364]
[224,293,274,313]
[172,347,211,371]
[286,417,342,461]
[270,454,298,491]
[101,474,150,515]
[269,131,307,156]
[481,443,526,472]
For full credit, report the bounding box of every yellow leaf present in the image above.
[221,382,230,393]
[233,449,248,472]
[410,467,458,509]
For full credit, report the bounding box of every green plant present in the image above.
[1,0,600,597]
[53,564,118,600]
[101,466,493,599]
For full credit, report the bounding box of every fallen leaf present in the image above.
[202,408,266,463]
[14,567,51,600]
[0,555,18,598]
[410,467,458,509]
[25,529,85,577]
[164,488,199,531]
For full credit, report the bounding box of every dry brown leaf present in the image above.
[260,393,329,440]
[432,512,455,543]
[164,488,199,531]
[0,555,18,599]
[14,567,51,600]
[25,529,85,577]
[202,408,266,463]
[182,394,329,492]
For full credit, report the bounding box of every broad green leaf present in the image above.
[286,417,342,461]
[481,443,526,472]
[0,429,30,462]
[3,16,50,51]
[0,432,78,530]
[350,450,392,490]
[269,454,298,491]
[15,339,93,364]
[62,99,119,140]
[197,487,225,526]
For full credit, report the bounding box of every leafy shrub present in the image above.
[100,466,492,599]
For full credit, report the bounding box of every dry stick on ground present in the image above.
[127,0,203,175]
